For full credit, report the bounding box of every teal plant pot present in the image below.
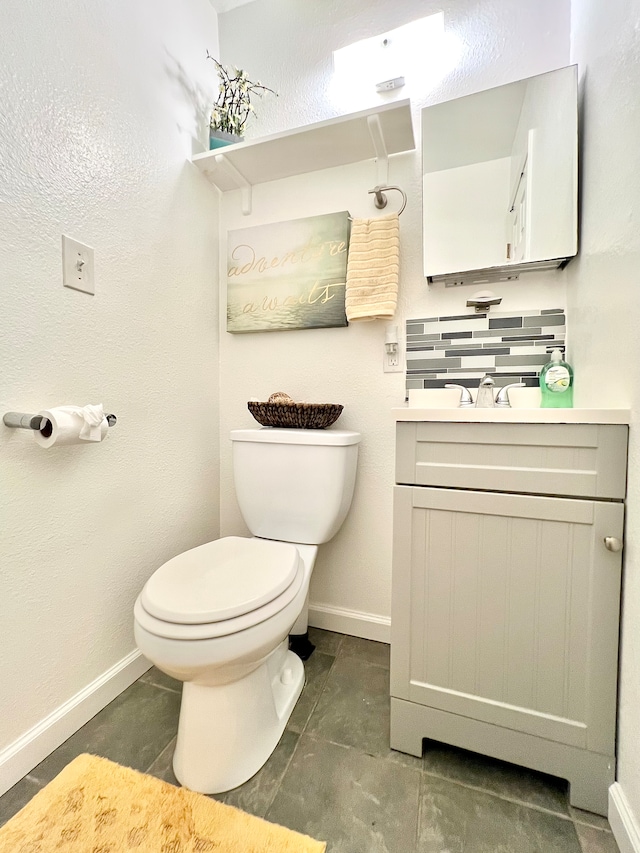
[209,129,243,150]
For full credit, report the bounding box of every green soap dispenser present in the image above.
[539,349,574,408]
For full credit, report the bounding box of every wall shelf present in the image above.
[192,99,415,212]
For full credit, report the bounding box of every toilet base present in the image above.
[172,640,304,794]
[289,631,316,661]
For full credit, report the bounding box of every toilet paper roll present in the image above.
[33,406,109,449]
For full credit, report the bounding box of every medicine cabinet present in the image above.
[422,65,578,285]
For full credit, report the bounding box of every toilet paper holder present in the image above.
[3,412,117,431]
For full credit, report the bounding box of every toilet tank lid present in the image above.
[231,428,361,446]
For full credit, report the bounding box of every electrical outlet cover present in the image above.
[383,350,404,373]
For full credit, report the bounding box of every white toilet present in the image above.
[134,426,361,794]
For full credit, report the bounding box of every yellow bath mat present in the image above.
[0,753,325,852]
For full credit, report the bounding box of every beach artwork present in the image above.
[226,212,350,333]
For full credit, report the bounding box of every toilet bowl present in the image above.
[135,538,317,793]
[134,427,360,794]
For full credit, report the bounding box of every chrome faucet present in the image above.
[445,378,526,408]
[475,374,496,408]
[444,384,474,407]
[495,382,526,408]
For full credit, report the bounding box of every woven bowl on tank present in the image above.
[247,401,344,430]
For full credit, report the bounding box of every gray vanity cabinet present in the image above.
[390,421,628,815]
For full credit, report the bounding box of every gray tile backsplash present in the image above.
[405,309,565,393]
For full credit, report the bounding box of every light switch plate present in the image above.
[62,235,94,294]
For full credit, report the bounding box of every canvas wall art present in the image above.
[226,212,350,333]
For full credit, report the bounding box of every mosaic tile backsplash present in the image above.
[405,308,566,395]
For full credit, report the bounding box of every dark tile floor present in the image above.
[0,629,621,852]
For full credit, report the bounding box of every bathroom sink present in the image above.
[407,387,542,409]
[407,389,460,408]
[394,406,630,424]
[404,388,630,423]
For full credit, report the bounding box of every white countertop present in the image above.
[393,407,631,425]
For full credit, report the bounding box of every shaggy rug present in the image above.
[0,753,325,852]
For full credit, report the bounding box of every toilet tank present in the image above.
[231,428,361,545]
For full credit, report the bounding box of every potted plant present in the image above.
[207,51,276,149]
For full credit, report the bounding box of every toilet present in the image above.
[134,426,361,794]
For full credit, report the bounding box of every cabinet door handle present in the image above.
[604,537,623,553]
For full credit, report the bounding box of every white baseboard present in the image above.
[0,650,151,797]
[610,783,640,853]
[309,602,391,643]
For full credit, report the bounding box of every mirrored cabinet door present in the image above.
[422,65,578,284]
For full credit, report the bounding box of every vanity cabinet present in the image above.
[390,420,628,815]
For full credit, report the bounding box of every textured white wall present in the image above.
[217,0,571,626]
[219,0,570,138]
[0,0,220,757]
[569,0,640,827]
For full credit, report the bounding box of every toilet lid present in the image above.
[140,537,300,624]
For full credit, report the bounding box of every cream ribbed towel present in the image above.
[345,213,399,321]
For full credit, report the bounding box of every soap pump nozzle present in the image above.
[475,374,496,408]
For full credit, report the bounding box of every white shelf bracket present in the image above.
[214,154,253,215]
[367,114,389,186]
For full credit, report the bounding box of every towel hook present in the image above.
[368,184,407,216]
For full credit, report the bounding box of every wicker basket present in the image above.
[247,401,344,430]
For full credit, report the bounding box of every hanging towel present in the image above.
[345,213,399,322]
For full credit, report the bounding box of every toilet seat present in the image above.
[136,537,303,641]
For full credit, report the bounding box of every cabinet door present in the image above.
[391,486,623,754]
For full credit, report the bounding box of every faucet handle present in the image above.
[444,384,474,407]
[495,382,526,408]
